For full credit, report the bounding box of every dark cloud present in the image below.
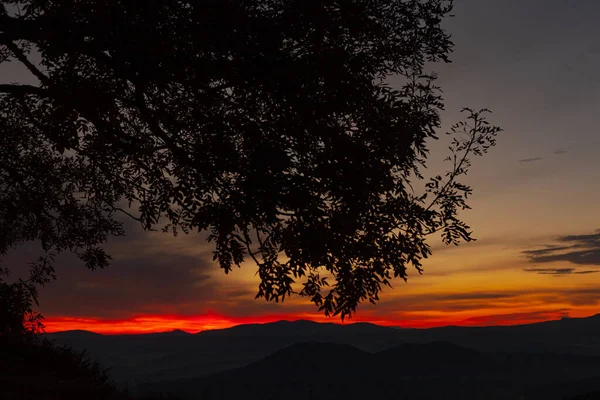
[523,245,574,257]
[20,220,258,318]
[553,150,568,154]
[519,157,543,163]
[560,231,600,245]
[371,291,524,314]
[28,224,296,320]
[434,292,514,301]
[458,309,571,326]
[562,287,600,306]
[523,230,600,266]
[368,282,600,314]
[523,268,599,276]
[523,268,575,275]
[36,250,222,318]
[2,215,239,318]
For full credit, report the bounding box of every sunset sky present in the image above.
[5,0,600,334]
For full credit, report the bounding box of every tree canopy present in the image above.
[0,0,501,322]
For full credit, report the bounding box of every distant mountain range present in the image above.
[45,314,600,399]
[145,341,600,400]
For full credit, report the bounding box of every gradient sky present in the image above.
[4,0,600,333]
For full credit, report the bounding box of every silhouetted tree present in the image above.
[0,256,53,339]
[0,306,120,400]
[0,330,186,399]
[0,0,501,320]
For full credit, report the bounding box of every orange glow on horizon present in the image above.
[42,309,598,335]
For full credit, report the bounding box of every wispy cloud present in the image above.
[523,267,599,276]
[519,157,543,163]
[523,230,600,266]
[553,150,568,154]
[435,292,515,301]
[457,309,571,326]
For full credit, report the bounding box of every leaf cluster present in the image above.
[0,0,500,320]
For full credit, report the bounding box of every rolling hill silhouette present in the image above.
[524,375,600,400]
[45,314,600,398]
[375,341,485,373]
[196,319,398,338]
[143,340,600,400]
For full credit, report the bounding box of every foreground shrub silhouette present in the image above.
[0,269,181,399]
[1,333,184,399]
[0,0,501,319]
[0,333,117,400]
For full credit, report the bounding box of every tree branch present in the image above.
[1,39,49,84]
[111,206,143,223]
[0,83,45,96]
[424,119,479,212]
[132,85,194,166]
[0,14,44,42]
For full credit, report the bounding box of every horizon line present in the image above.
[42,312,600,336]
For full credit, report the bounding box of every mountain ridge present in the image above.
[144,340,600,400]
[43,313,600,392]
[44,313,600,337]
